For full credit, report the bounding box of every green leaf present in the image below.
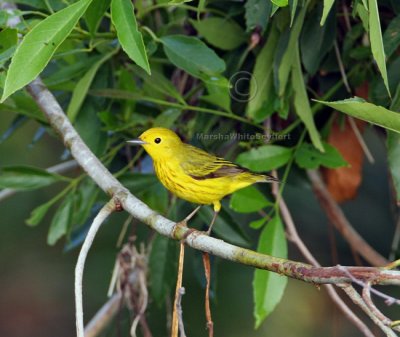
[197,0,206,20]
[253,215,287,328]
[271,0,288,7]
[44,56,97,87]
[1,0,93,102]
[247,24,279,120]
[1,92,47,123]
[391,81,400,112]
[67,49,117,122]
[0,166,66,190]
[26,187,71,226]
[27,200,55,227]
[315,97,400,133]
[47,193,74,245]
[75,100,107,156]
[72,179,99,226]
[85,0,111,35]
[230,186,272,213]
[236,145,292,172]
[119,173,159,192]
[14,0,66,11]
[301,3,336,75]
[111,0,150,74]
[245,0,272,33]
[140,182,168,214]
[154,108,181,128]
[120,173,168,213]
[292,46,324,152]
[295,142,347,169]
[383,15,400,59]
[0,28,18,64]
[370,57,400,106]
[369,0,390,96]
[356,2,369,31]
[131,65,186,105]
[249,218,267,229]
[276,4,306,97]
[160,35,226,78]
[289,0,298,26]
[191,17,246,51]
[201,74,231,111]
[149,234,178,305]
[320,0,335,25]
[387,131,400,202]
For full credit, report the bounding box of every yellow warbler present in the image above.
[128,127,277,233]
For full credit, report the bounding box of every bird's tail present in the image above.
[255,173,280,183]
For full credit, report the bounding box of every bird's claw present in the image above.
[175,220,188,227]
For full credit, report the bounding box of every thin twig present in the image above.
[307,169,388,266]
[362,282,392,325]
[117,215,133,248]
[334,41,351,93]
[342,1,352,31]
[76,199,116,337]
[202,252,214,337]
[337,265,400,305]
[171,242,185,337]
[177,288,187,337]
[130,272,149,337]
[84,293,122,337]
[339,284,398,337]
[348,117,375,163]
[107,258,120,298]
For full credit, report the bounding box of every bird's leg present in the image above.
[206,210,219,235]
[178,205,201,227]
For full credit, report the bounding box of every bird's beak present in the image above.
[126,138,147,145]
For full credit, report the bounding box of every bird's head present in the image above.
[127,127,183,160]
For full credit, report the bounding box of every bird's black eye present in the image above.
[154,137,161,144]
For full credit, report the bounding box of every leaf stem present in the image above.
[141,26,161,43]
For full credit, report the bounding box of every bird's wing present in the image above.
[180,145,247,180]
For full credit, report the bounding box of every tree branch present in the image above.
[75,199,116,337]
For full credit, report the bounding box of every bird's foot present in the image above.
[172,206,202,240]
[175,219,188,227]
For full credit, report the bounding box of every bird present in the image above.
[127,127,278,234]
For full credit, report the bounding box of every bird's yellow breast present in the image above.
[153,159,253,206]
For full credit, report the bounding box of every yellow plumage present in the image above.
[128,127,277,233]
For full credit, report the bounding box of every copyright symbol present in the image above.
[229,71,258,103]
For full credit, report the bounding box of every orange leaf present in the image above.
[322,116,365,203]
